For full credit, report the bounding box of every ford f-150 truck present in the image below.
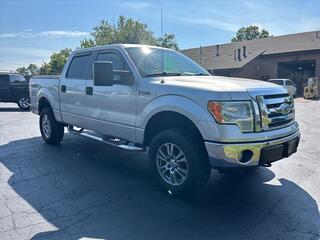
[30,44,300,196]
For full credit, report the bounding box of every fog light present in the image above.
[238,150,253,163]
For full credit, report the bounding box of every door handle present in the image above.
[86,86,93,95]
[61,85,66,93]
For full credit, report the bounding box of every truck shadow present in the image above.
[0,107,26,112]
[0,135,319,240]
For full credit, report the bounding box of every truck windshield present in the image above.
[126,46,210,78]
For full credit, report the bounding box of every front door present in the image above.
[0,74,9,101]
[59,51,92,127]
[84,49,137,142]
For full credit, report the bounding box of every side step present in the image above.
[67,126,145,152]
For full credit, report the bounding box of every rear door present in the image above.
[0,74,9,101]
[8,74,28,101]
[83,49,137,142]
[59,51,93,127]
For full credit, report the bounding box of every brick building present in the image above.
[181,31,320,95]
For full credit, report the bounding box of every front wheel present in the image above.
[40,108,64,144]
[17,97,30,110]
[149,129,210,197]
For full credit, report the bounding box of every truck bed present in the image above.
[30,75,61,115]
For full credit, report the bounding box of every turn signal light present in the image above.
[208,102,223,122]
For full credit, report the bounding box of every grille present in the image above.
[256,93,295,131]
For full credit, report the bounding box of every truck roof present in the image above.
[72,44,173,55]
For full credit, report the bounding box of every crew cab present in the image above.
[0,72,30,110]
[30,44,300,196]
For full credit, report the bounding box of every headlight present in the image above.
[208,101,254,132]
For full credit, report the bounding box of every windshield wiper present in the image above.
[182,72,210,76]
[192,73,209,76]
[144,72,182,77]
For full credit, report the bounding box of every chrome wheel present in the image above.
[156,143,188,186]
[19,97,30,109]
[42,115,51,138]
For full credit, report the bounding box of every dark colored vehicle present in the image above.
[0,73,30,110]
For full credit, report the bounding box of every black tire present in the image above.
[17,96,30,110]
[39,108,64,144]
[149,129,210,197]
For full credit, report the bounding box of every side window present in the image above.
[286,80,293,86]
[9,74,26,83]
[271,80,284,86]
[96,52,126,70]
[0,75,9,87]
[67,53,91,79]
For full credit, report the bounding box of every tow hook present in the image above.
[263,163,272,167]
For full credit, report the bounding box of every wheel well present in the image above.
[38,97,52,114]
[144,111,204,146]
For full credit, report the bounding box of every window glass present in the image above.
[270,80,284,85]
[126,47,209,77]
[96,52,125,70]
[286,80,293,85]
[67,53,91,79]
[9,74,26,83]
[0,75,9,86]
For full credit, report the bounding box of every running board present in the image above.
[67,126,145,152]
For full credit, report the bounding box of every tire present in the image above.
[39,108,64,144]
[149,129,210,197]
[17,96,30,110]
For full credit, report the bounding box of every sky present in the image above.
[0,0,319,70]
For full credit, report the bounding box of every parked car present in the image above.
[268,79,297,96]
[30,44,300,196]
[0,73,30,110]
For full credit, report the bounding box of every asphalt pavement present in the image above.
[0,100,319,240]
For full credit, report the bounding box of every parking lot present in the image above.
[0,99,319,240]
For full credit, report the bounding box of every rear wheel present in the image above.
[40,108,64,144]
[17,97,30,110]
[149,129,210,197]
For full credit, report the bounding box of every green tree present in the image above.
[80,38,95,48]
[36,48,72,75]
[48,48,72,74]
[39,62,51,75]
[16,64,39,75]
[157,33,179,50]
[16,66,28,75]
[27,64,38,75]
[80,16,178,49]
[231,25,272,42]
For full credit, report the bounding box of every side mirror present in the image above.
[93,61,114,86]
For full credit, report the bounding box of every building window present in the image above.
[216,45,219,56]
[243,46,247,58]
[237,48,241,61]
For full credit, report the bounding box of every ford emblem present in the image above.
[277,103,292,115]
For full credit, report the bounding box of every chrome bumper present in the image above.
[205,130,300,168]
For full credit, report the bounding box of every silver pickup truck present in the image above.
[30,44,300,196]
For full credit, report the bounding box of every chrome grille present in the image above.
[256,93,295,131]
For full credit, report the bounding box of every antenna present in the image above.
[160,8,165,83]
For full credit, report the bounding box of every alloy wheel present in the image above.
[156,143,189,186]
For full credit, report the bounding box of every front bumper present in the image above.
[205,130,300,168]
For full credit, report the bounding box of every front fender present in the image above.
[136,94,214,142]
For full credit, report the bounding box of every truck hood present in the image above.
[156,75,287,100]
[161,75,281,92]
